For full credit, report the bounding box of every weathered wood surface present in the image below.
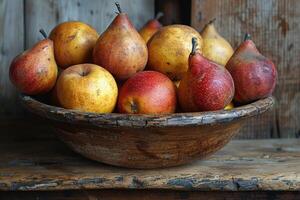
[25,0,154,48]
[191,0,300,139]
[19,95,274,168]
[0,120,299,191]
[0,0,24,118]
[1,190,300,200]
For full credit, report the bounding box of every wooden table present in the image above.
[0,120,299,199]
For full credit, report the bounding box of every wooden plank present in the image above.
[0,0,24,118]
[1,190,300,200]
[0,121,299,191]
[25,0,154,48]
[191,0,300,138]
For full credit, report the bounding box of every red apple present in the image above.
[118,71,177,114]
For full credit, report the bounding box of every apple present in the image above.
[118,71,177,114]
[56,64,118,113]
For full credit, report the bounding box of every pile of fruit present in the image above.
[9,3,277,114]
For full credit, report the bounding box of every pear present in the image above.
[224,102,234,110]
[139,12,163,43]
[178,38,234,111]
[9,30,58,95]
[147,25,203,81]
[93,3,148,80]
[201,19,234,66]
[226,33,277,104]
[49,21,99,69]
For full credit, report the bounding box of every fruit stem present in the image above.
[115,2,122,13]
[39,29,48,39]
[155,12,164,20]
[244,33,251,41]
[208,18,216,24]
[191,37,198,55]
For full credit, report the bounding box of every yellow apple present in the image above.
[56,64,118,113]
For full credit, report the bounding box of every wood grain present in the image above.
[19,95,274,168]
[1,190,300,200]
[0,0,24,118]
[191,0,300,139]
[24,0,154,48]
[0,120,299,191]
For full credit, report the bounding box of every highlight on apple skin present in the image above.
[118,71,177,114]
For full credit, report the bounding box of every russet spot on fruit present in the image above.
[56,64,118,113]
[147,25,203,81]
[49,21,99,69]
[178,37,235,111]
[226,33,277,104]
[93,3,148,81]
[9,30,58,95]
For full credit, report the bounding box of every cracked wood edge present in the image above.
[19,95,275,128]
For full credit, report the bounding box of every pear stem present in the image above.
[115,2,122,13]
[155,12,164,20]
[244,33,251,41]
[208,18,216,24]
[39,29,48,39]
[191,37,198,55]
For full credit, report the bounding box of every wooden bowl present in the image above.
[20,95,274,169]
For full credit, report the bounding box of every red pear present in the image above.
[178,38,234,112]
[226,34,277,103]
[139,12,163,43]
[93,3,148,80]
[118,71,177,114]
[9,30,58,95]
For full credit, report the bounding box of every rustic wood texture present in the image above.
[25,0,154,48]
[0,0,24,118]
[191,0,300,139]
[1,190,300,200]
[0,120,299,191]
[19,95,274,168]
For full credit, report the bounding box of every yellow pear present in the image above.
[139,12,163,43]
[201,19,234,66]
[147,25,203,81]
[224,102,234,110]
[49,21,99,69]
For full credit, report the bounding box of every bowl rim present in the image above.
[20,94,275,128]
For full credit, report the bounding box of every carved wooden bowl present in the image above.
[20,95,274,169]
